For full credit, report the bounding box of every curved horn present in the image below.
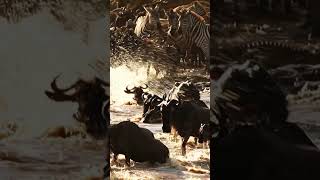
[50,74,78,93]
[124,85,135,93]
[141,84,148,89]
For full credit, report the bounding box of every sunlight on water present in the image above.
[110,65,151,105]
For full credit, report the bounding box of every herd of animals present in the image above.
[44,59,320,179]
[44,75,211,178]
[110,0,210,70]
[42,0,320,179]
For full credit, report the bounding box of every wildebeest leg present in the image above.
[171,127,178,142]
[182,136,190,156]
[125,155,131,167]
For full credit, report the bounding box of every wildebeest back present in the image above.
[109,121,169,163]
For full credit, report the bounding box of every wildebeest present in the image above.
[163,80,200,102]
[141,93,163,123]
[211,61,318,145]
[160,99,210,155]
[109,121,169,166]
[211,125,320,180]
[124,84,148,105]
[45,74,109,139]
[198,122,219,144]
[211,60,289,136]
[211,60,320,179]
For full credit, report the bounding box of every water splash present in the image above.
[110,64,161,105]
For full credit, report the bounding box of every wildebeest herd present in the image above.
[123,80,211,156]
[44,74,211,177]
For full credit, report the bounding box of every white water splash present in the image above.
[110,64,156,105]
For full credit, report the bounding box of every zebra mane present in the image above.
[188,10,205,22]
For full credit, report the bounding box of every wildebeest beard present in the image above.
[45,74,110,139]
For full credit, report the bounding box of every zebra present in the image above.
[134,5,162,38]
[165,8,207,66]
[177,9,210,63]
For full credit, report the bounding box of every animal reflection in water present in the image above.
[211,61,320,180]
[45,74,110,140]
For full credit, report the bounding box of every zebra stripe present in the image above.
[178,10,210,60]
[134,6,161,38]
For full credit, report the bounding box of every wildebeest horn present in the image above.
[50,74,79,93]
[141,84,148,89]
[124,85,135,93]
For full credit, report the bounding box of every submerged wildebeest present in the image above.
[211,60,319,179]
[109,121,169,166]
[45,75,109,139]
[160,99,210,155]
[212,126,320,180]
[124,84,148,105]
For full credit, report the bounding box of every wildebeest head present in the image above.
[159,99,179,133]
[124,84,148,105]
[45,74,109,139]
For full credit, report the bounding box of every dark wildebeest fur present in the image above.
[142,93,162,115]
[211,61,317,147]
[45,75,109,139]
[141,93,163,123]
[160,99,209,155]
[142,108,162,124]
[109,121,169,166]
[124,84,148,105]
[211,126,320,180]
[211,61,319,179]
[198,122,219,144]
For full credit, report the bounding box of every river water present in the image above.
[108,64,211,180]
[0,9,107,179]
